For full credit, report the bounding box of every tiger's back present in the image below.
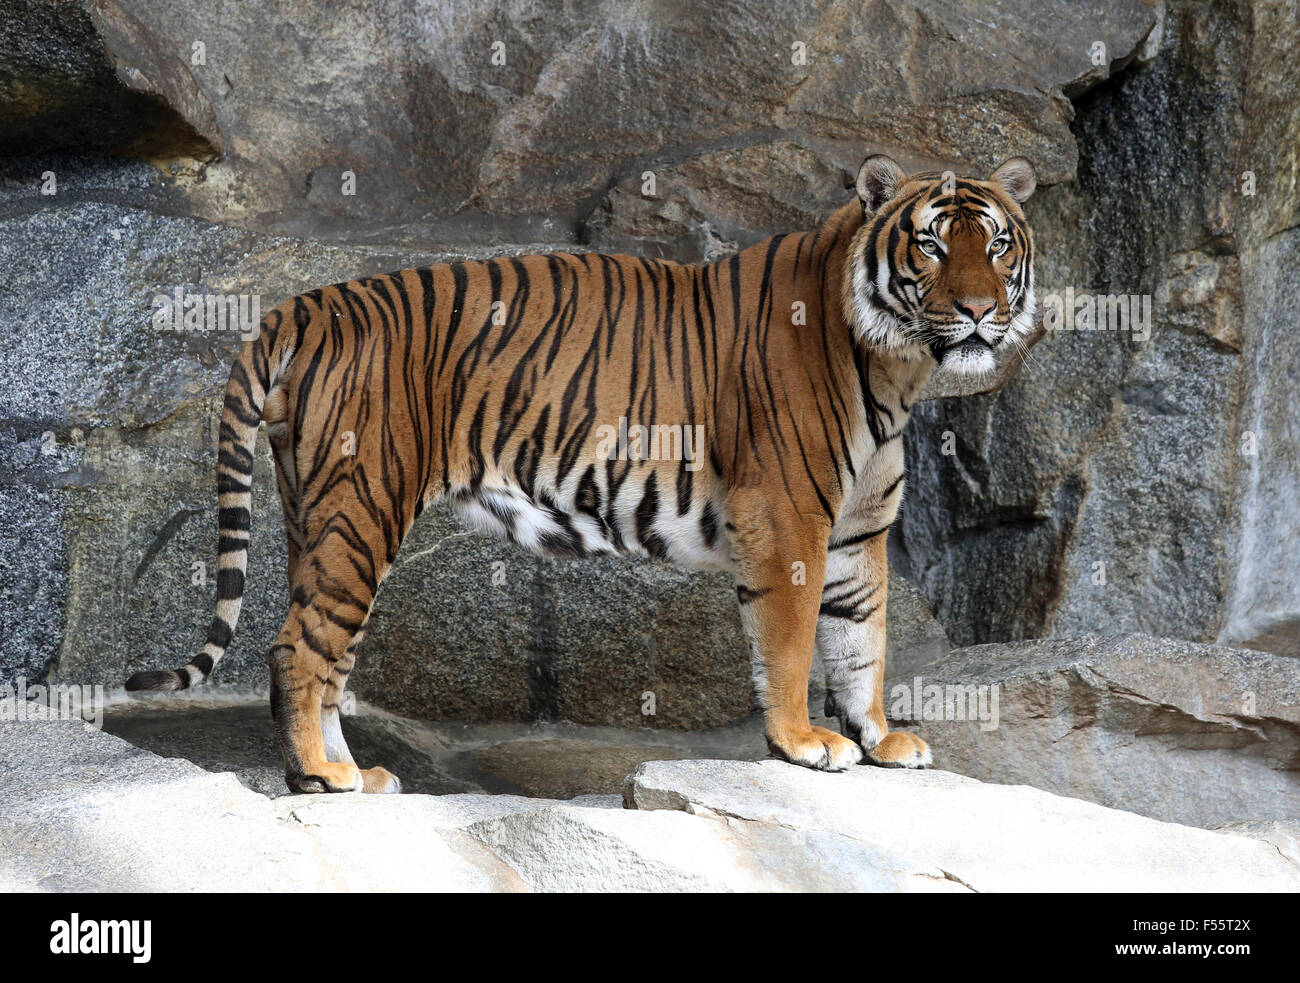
[267,227,871,576]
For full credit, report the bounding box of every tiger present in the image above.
[126,153,1037,794]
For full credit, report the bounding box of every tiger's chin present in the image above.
[932,335,999,377]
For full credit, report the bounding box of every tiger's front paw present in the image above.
[863,731,931,769]
[287,762,404,794]
[360,766,402,794]
[766,724,863,772]
[286,761,365,794]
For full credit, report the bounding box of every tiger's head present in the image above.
[844,154,1037,376]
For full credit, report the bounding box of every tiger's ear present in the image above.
[855,154,907,213]
[989,157,1036,204]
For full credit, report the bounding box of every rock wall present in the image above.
[889,634,1300,828]
[1,0,1295,727]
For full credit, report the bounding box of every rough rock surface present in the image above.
[90,633,1294,830]
[881,574,952,682]
[889,635,1300,828]
[1214,820,1300,867]
[3,0,1154,240]
[626,758,1300,892]
[5,712,1294,889]
[4,714,1296,892]
[98,693,768,798]
[0,0,216,158]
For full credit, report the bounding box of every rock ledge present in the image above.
[2,715,1295,892]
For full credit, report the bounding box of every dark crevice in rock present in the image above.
[131,507,202,584]
[0,0,219,161]
[525,565,561,723]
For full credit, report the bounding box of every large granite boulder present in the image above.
[2,0,1155,239]
[887,634,1300,828]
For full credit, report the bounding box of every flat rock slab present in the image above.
[625,759,1300,893]
[4,713,1297,892]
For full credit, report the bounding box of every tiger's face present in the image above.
[845,154,1037,376]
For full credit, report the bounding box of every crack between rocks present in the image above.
[644,791,980,888]
[933,867,979,893]
[706,807,978,890]
[131,507,202,583]
[1262,841,1296,868]
[1085,665,1271,737]
[1050,715,1098,746]
[389,528,477,577]
[684,801,804,834]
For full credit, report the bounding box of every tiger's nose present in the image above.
[954,298,995,324]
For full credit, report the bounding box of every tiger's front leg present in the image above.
[727,489,863,772]
[819,527,930,768]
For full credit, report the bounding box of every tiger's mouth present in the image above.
[928,330,999,375]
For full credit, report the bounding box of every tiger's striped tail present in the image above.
[125,318,285,693]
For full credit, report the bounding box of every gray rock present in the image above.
[889,635,1300,828]
[0,714,331,891]
[884,573,952,683]
[13,712,1292,892]
[0,709,628,891]
[1225,226,1300,645]
[1237,620,1300,661]
[462,802,946,892]
[1,0,1155,241]
[0,0,215,158]
[355,510,751,729]
[626,758,1300,892]
[98,693,769,798]
[1214,820,1300,867]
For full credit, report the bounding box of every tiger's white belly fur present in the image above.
[445,464,737,573]
[443,418,907,577]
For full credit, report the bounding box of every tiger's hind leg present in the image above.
[270,565,408,795]
[819,527,930,768]
[267,483,410,796]
[267,398,403,793]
